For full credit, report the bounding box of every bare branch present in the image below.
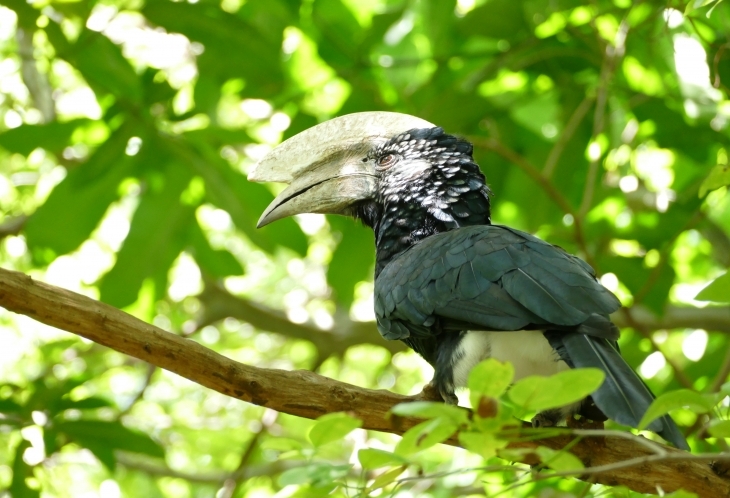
[0,216,27,241]
[196,282,405,359]
[114,453,305,484]
[612,305,730,334]
[16,28,55,123]
[1,267,729,496]
[543,96,594,180]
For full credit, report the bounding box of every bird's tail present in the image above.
[547,332,689,450]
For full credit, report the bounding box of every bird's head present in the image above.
[250,112,491,235]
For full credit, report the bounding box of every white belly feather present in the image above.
[452,330,569,387]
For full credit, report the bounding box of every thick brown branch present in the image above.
[1,267,729,497]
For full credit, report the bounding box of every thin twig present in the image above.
[470,136,595,267]
[217,410,279,498]
[118,363,156,418]
[578,20,629,219]
[621,308,694,389]
[543,96,595,179]
[710,348,730,393]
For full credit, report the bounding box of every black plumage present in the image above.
[350,127,688,449]
[254,119,688,450]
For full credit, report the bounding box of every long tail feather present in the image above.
[547,333,689,450]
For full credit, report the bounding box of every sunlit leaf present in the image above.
[695,272,730,303]
[699,164,730,197]
[395,417,458,456]
[366,465,407,492]
[57,420,164,469]
[0,119,89,155]
[99,164,195,307]
[708,420,730,438]
[468,358,514,409]
[358,448,408,469]
[639,390,719,430]
[25,123,137,259]
[10,441,40,498]
[458,431,508,459]
[390,401,469,424]
[308,412,362,447]
[509,369,605,412]
[535,446,584,472]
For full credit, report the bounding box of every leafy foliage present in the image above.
[1,0,730,496]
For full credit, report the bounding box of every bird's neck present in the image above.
[356,166,492,276]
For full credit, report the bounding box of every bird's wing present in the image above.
[374,224,620,340]
[374,225,689,450]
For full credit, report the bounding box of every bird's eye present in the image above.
[377,154,397,168]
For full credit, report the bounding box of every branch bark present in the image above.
[1,266,729,497]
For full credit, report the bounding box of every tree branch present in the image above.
[1,267,729,497]
[196,283,405,359]
[611,305,730,334]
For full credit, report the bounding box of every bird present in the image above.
[249,111,688,450]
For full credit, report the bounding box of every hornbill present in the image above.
[249,112,688,450]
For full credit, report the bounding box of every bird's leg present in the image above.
[532,401,585,428]
[412,379,458,404]
[531,409,561,428]
[412,380,443,402]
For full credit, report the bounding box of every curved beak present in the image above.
[256,149,377,227]
[248,111,435,227]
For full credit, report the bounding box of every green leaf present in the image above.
[0,397,23,414]
[277,463,351,487]
[358,448,408,469]
[57,420,164,470]
[458,432,508,460]
[142,0,284,97]
[173,136,307,255]
[10,441,40,498]
[188,222,244,278]
[390,401,469,425]
[708,420,730,438]
[57,396,112,411]
[664,491,699,498]
[639,390,718,430]
[509,369,605,412]
[395,417,458,456]
[468,358,514,408]
[535,446,585,472]
[308,412,363,447]
[25,122,136,258]
[0,119,89,155]
[366,465,407,492]
[71,30,142,101]
[99,164,195,307]
[695,273,730,303]
[260,438,304,452]
[700,164,730,197]
[328,217,374,305]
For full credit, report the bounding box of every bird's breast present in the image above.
[452,330,569,387]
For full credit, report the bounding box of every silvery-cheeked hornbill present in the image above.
[249,112,688,449]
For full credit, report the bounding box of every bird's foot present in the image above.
[440,389,459,405]
[411,381,458,405]
[412,381,443,402]
[531,410,560,428]
[566,415,604,430]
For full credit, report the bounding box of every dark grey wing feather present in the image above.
[375,224,620,339]
[374,224,687,448]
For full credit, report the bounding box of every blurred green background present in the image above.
[1,0,730,496]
